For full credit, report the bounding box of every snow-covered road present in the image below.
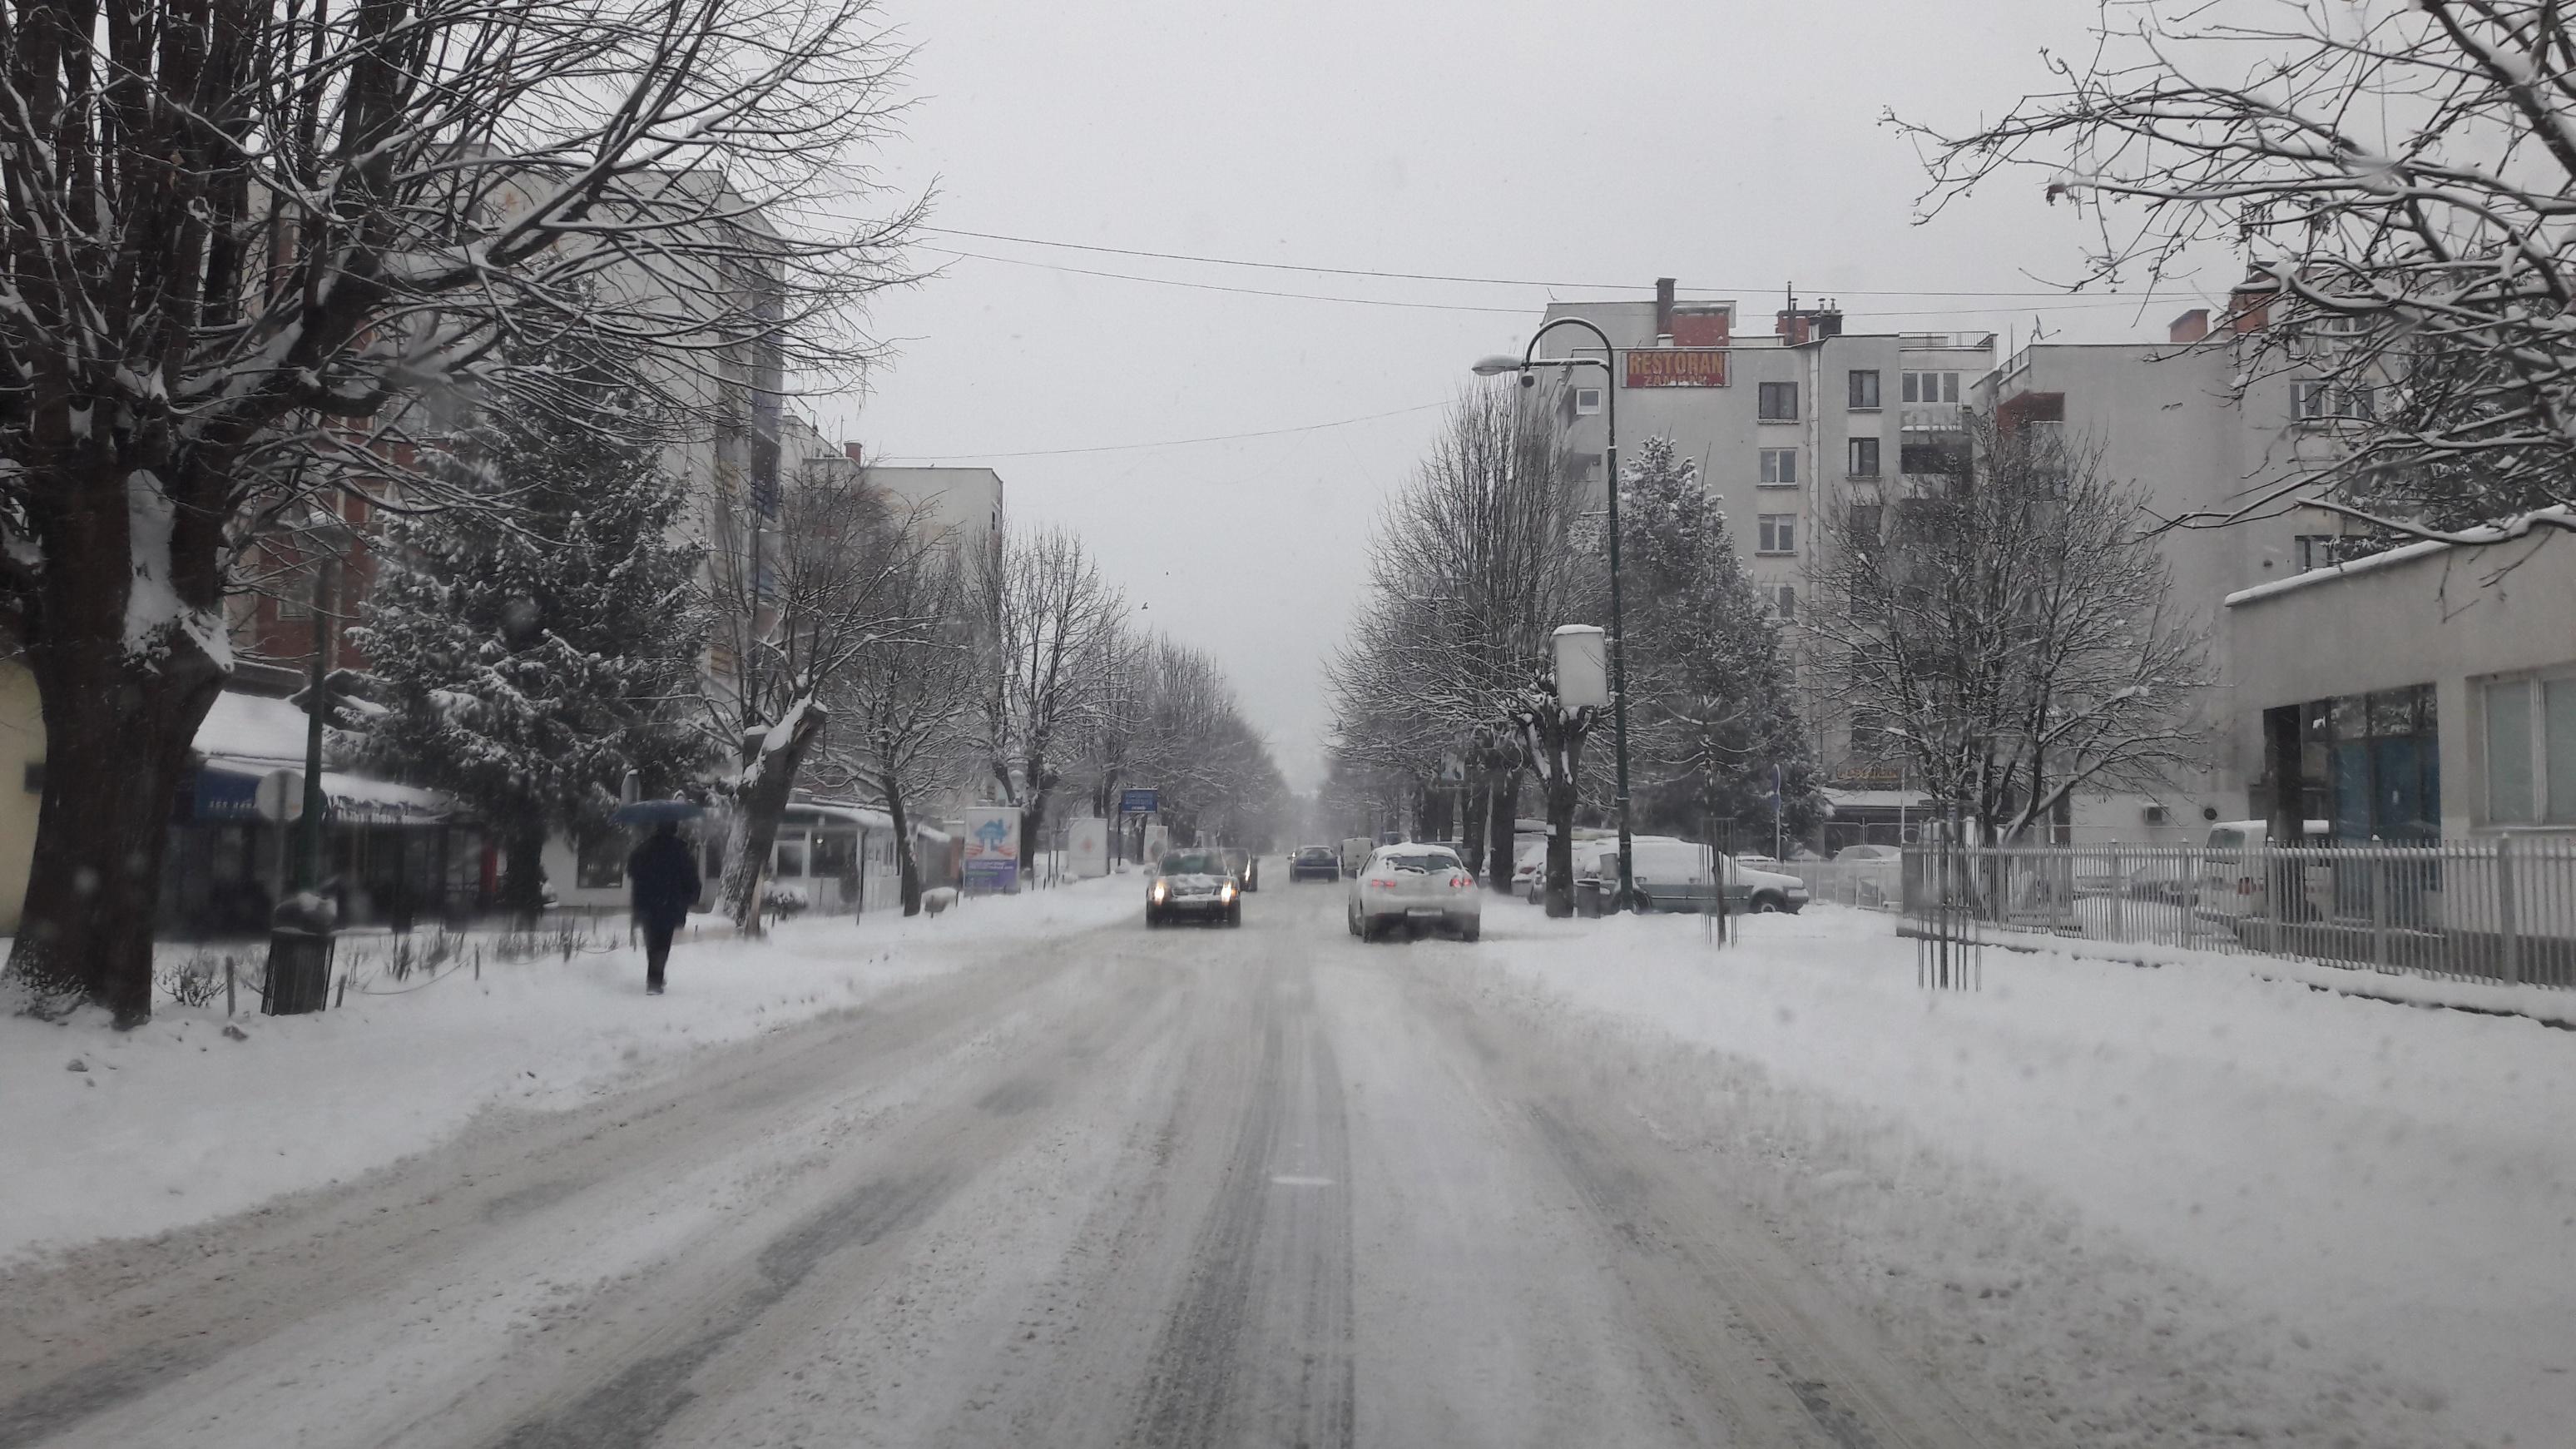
[0,882,2494,1447]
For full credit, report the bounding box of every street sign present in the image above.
[255,769,305,824]
[1120,787,1159,816]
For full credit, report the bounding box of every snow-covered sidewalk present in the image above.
[1461,902,2576,1448]
[0,881,1131,1264]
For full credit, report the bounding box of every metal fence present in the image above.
[1898,837,2576,989]
[1786,858,1905,911]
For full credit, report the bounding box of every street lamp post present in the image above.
[1474,318,1637,913]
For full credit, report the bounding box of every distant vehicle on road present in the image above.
[1288,846,1340,882]
[1340,836,1373,878]
[1146,848,1241,928]
[1511,841,1547,903]
[1349,842,1482,942]
[1221,846,1261,892]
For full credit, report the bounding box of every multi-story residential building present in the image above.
[1536,281,1994,838]
[1974,288,2386,841]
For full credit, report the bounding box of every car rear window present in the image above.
[1380,851,1459,874]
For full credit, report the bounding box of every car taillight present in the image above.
[1368,878,1396,890]
[2237,878,2254,895]
[1449,872,1471,888]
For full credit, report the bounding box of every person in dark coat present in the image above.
[627,821,701,995]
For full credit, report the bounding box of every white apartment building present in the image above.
[1537,281,1994,830]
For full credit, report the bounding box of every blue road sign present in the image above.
[1121,787,1160,815]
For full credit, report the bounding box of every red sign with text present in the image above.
[1623,349,1730,388]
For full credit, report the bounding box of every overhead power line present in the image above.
[929,246,2167,321]
[870,399,1453,462]
[919,224,2172,302]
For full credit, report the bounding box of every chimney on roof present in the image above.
[844,442,864,464]
[2169,308,2210,345]
[1812,300,1844,340]
[1654,277,1676,345]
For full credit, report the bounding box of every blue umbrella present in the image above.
[611,799,706,826]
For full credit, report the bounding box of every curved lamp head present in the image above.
[1469,355,1524,377]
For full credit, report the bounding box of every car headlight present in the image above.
[1221,882,1237,901]
[1150,882,1168,902]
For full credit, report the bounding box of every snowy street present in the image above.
[2,878,2563,1447]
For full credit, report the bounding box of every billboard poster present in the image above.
[1067,816,1110,879]
[962,805,1023,892]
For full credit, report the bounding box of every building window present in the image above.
[1574,387,1603,415]
[1757,514,1797,555]
[1846,437,1880,478]
[1847,370,1880,409]
[2483,674,2576,825]
[1847,503,1884,541]
[773,835,807,879]
[1902,371,1959,404]
[22,762,41,794]
[1757,380,1799,421]
[2294,380,2376,420]
[1771,584,1797,621]
[275,588,310,622]
[2293,534,2342,573]
[1758,448,1798,486]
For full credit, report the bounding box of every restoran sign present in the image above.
[1624,349,1729,389]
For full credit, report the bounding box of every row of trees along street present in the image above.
[0,0,1287,1026]
[1327,385,1816,916]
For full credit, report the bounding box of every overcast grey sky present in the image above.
[831,0,2228,791]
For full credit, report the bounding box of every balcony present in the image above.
[1900,403,1964,433]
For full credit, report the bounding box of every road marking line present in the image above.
[1269,1174,1336,1188]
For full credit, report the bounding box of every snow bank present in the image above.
[1464,905,2576,1447]
[0,881,1129,1264]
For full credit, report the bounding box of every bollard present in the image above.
[225,957,236,1018]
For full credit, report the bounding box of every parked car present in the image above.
[1830,841,1904,907]
[2197,819,2271,921]
[1146,848,1241,928]
[1575,837,1811,915]
[1348,842,1482,941]
[1221,846,1261,892]
[1288,845,1341,883]
[1511,841,1547,903]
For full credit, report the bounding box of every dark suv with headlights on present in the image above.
[1146,849,1242,927]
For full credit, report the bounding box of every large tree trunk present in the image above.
[1486,772,1521,896]
[499,822,549,924]
[719,700,828,933]
[1018,752,1049,886]
[1543,771,1580,919]
[6,470,232,1026]
[1459,767,1491,881]
[8,645,225,1025]
[887,786,922,916]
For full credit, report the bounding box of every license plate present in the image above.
[1406,906,1443,918]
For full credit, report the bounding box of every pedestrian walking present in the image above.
[627,820,701,995]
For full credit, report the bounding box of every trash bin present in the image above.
[1574,879,1604,917]
[263,891,339,1015]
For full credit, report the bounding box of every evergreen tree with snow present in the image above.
[351,338,709,916]
[1619,435,1820,845]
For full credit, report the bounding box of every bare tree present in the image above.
[1805,416,2211,843]
[0,0,918,1021]
[704,470,939,930]
[1328,384,1602,913]
[974,526,1124,877]
[1901,1,2576,542]
[813,549,975,916]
